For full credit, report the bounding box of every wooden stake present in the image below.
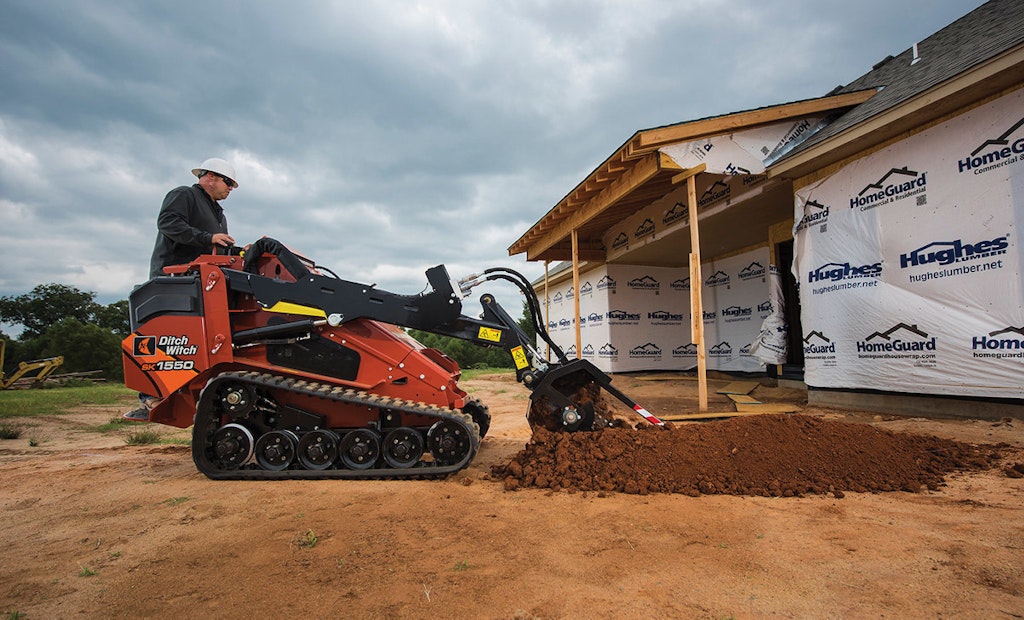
[686,173,708,411]
[571,229,582,359]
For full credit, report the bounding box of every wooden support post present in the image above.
[544,261,551,362]
[673,165,708,412]
[571,229,582,359]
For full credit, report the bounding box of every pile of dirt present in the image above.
[493,414,1007,497]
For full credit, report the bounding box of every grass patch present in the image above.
[125,429,162,445]
[78,565,97,577]
[162,497,191,506]
[1,384,136,418]
[298,529,319,548]
[0,421,23,439]
[461,367,514,381]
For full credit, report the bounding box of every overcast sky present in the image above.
[0,0,987,331]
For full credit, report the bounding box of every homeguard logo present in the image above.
[803,331,836,356]
[587,312,604,326]
[671,277,690,291]
[698,180,731,207]
[758,300,774,314]
[565,344,577,358]
[972,326,1024,359]
[580,281,593,297]
[552,292,563,304]
[630,342,663,359]
[611,232,629,251]
[738,262,765,281]
[796,199,830,232]
[565,286,574,301]
[857,323,937,354]
[581,344,595,358]
[598,343,619,359]
[850,167,927,211]
[808,261,882,283]
[899,235,1009,268]
[724,162,751,176]
[672,343,698,358]
[606,309,641,324]
[739,343,753,357]
[705,270,730,288]
[958,117,1024,175]
[648,310,684,325]
[133,336,157,357]
[663,201,688,226]
[634,218,655,240]
[722,305,752,322]
[628,275,660,292]
[597,275,617,293]
[708,342,732,357]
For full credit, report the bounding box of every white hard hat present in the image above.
[191,158,238,186]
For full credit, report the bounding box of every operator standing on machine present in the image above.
[149,157,238,278]
[125,157,239,421]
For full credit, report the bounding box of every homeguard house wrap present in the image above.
[509,0,1024,417]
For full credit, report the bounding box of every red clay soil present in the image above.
[494,414,1009,497]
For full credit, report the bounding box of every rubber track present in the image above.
[192,370,481,480]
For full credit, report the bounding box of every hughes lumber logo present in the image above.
[629,342,663,359]
[796,199,829,233]
[739,262,765,281]
[664,201,688,226]
[808,261,882,284]
[703,310,716,323]
[634,218,655,240]
[672,343,698,358]
[900,235,1009,270]
[857,323,938,364]
[648,310,684,325]
[722,305,753,322]
[973,326,1024,359]
[587,312,603,326]
[611,232,629,251]
[628,275,660,293]
[558,318,572,331]
[708,341,733,357]
[606,309,641,325]
[671,277,690,291]
[958,116,1024,175]
[851,167,927,211]
[598,343,619,360]
[705,270,730,288]
[699,180,731,208]
[597,275,617,293]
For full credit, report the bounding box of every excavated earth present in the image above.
[495,413,1011,497]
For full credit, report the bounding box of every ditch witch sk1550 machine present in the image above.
[122,238,663,480]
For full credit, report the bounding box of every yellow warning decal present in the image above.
[511,346,529,370]
[478,326,502,343]
[263,302,327,318]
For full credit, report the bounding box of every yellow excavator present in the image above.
[0,340,63,389]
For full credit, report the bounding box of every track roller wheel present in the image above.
[216,381,256,417]
[427,419,472,466]
[212,423,254,469]
[382,427,425,469]
[339,429,381,470]
[254,430,299,471]
[463,398,491,439]
[297,429,340,470]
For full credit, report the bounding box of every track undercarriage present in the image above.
[193,371,488,479]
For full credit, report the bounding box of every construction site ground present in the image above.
[1,371,1022,619]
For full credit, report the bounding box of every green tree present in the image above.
[94,300,131,336]
[0,284,101,339]
[35,318,124,380]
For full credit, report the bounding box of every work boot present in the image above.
[123,397,161,422]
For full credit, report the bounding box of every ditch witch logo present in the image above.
[663,201,688,226]
[850,167,927,211]
[899,235,1009,268]
[958,116,1024,176]
[796,199,829,233]
[629,342,662,359]
[133,335,197,357]
[857,323,936,353]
